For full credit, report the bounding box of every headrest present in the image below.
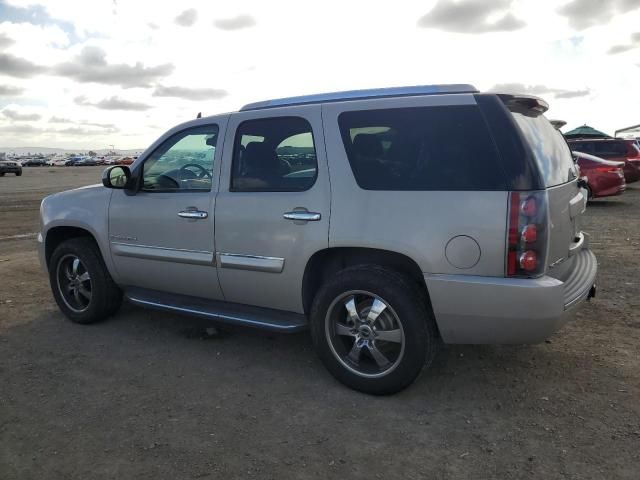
[353,133,383,158]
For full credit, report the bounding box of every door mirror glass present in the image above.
[102,165,131,189]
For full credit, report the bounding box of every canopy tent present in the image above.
[563,125,611,139]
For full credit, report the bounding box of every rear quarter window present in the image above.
[511,113,576,187]
[567,140,627,158]
[338,105,506,191]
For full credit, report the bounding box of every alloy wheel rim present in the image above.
[325,290,405,379]
[56,254,92,313]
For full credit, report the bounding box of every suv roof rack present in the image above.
[240,84,478,111]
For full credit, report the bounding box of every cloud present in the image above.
[608,44,635,54]
[555,89,590,99]
[417,0,525,33]
[0,124,41,134]
[49,116,73,123]
[74,95,152,111]
[489,83,590,99]
[49,116,116,130]
[152,85,227,101]
[175,8,198,27]
[558,0,640,30]
[2,108,42,121]
[57,126,117,135]
[213,14,256,31]
[0,52,45,78]
[54,46,173,88]
[607,31,640,54]
[0,33,14,49]
[0,85,24,96]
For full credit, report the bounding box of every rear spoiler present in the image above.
[496,94,549,115]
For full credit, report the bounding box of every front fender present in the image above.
[39,185,118,280]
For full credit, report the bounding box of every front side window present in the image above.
[142,125,219,192]
[231,117,317,192]
[338,106,505,191]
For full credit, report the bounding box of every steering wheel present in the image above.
[179,163,212,180]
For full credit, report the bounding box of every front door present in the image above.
[108,122,225,300]
[215,106,330,312]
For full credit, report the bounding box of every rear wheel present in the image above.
[49,238,122,324]
[310,265,438,395]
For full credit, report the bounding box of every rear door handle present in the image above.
[178,210,208,219]
[283,211,321,222]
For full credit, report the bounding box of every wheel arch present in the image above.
[45,225,101,268]
[301,247,433,316]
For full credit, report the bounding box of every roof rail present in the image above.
[240,84,478,111]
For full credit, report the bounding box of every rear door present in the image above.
[214,105,330,313]
[511,113,584,276]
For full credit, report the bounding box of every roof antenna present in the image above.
[196,112,202,119]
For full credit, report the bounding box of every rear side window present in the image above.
[569,140,627,158]
[338,106,506,191]
[511,113,576,187]
[231,117,317,192]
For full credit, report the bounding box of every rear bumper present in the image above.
[425,249,597,344]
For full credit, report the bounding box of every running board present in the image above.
[125,287,308,333]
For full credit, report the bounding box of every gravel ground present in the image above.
[1,167,639,479]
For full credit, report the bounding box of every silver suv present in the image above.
[39,85,597,394]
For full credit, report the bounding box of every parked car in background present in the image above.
[74,157,98,166]
[567,138,640,183]
[0,159,22,176]
[573,151,626,199]
[622,138,640,171]
[48,159,67,167]
[115,156,135,165]
[21,158,47,167]
[39,84,597,394]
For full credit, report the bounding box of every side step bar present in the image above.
[125,287,308,333]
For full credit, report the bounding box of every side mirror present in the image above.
[102,165,131,189]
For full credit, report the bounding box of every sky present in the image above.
[0,0,639,149]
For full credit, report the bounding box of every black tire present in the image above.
[16,171,21,176]
[49,237,122,324]
[0,172,4,176]
[310,265,438,395]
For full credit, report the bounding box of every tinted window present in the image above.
[568,140,627,158]
[142,125,218,191]
[231,117,317,192]
[338,106,505,191]
[511,113,576,187]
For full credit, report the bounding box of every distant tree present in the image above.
[88,150,97,157]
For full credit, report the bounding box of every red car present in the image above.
[623,138,640,173]
[573,151,626,199]
[567,138,640,183]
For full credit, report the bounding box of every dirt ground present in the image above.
[1,166,639,479]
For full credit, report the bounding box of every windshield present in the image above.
[511,113,577,187]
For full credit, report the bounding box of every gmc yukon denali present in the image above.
[39,85,597,394]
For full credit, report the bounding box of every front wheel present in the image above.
[310,265,438,395]
[49,238,122,324]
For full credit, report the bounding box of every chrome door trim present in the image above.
[216,252,285,273]
[111,242,215,265]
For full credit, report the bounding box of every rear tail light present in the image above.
[506,191,548,278]
[595,166,623,173]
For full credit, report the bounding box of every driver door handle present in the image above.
[283,211,321,222]
[178,210,208,219]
